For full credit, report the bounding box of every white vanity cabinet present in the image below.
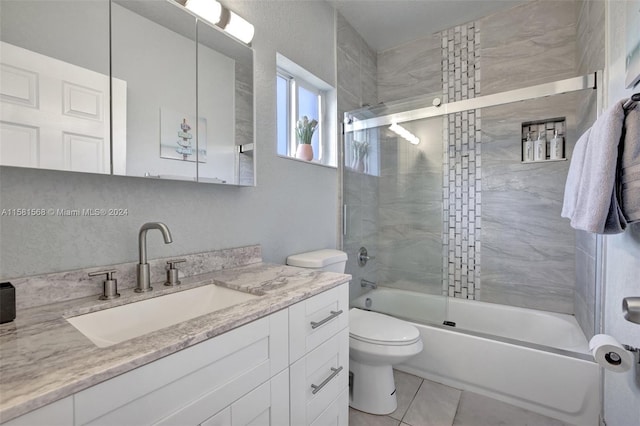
[2,283,349,426]
[74,309,289,426]
[0,397,73,426]
[289,284,350,426]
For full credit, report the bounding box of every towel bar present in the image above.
[623,93,640,111]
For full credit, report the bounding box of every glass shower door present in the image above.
[343,111,449,325]
[343,78,598,337]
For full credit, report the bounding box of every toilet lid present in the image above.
[349,308,420,345]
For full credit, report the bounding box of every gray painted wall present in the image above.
[603,1,640,423]
[0,0,339,279]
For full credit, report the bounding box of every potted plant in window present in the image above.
[295,116,318,161]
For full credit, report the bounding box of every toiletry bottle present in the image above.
[550,130,563,160]
[523,132,534,162]
[534,133,546,161]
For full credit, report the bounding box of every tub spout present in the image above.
[361,279,377,289]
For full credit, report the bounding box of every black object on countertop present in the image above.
[0,282,16,324]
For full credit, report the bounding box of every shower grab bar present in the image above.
[345,72,600,132]
[311,366,343,394]
[310,310,343,329]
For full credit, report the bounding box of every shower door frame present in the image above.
[345,72,601,133]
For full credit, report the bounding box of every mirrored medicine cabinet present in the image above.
[0,0,255,186]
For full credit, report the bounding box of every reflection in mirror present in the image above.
[0,0,254,186]
[0,0,111,174]
[112,0,254,185]
[111,0,197,181]
[196,18,254,185]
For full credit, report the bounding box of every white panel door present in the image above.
[0,41,123,174]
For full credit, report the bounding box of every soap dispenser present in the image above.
[549,130,563,160]
[523,132,534,162]
[534,132,546,161]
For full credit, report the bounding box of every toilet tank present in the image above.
[286,249,348,273]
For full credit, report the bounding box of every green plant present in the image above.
[296,116,318,144]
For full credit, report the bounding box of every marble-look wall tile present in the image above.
[376,118,443,295]
[344,169,379,301]
[480,92,580,313]
[337,11,379,301]
[576,0,605,75]
[377,33,442,103]
[479,279,574,314]
[337,47,361,101]
[575,244,597,338]
[337,11,377,112]
[478,0,577,95]
[363,0,588,313]
[7,245,262,310]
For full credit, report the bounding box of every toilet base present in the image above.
[349,358,397,415]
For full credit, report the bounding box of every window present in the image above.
[276,54,336,167]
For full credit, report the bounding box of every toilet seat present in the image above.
[349,308,420,346]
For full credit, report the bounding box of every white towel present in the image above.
[561,100,627,234]
[620,103,640,223]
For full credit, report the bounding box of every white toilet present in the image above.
[286,249,349,273]
[349,308,423,414]
[286,249,423,415]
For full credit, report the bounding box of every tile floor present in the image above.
[348,370,571,426]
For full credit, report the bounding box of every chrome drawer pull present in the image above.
[311,366,343,395]
[310,310,343,329]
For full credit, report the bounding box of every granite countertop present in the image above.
[0,262,351,423]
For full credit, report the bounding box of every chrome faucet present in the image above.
[361,279,377,289]
[136,222,173,293]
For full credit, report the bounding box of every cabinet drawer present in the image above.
[290,328,349,426]
[289,284,348,363]
[310,387,348,426]
[75,309,288,426]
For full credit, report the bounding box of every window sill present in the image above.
[277,154,337,170]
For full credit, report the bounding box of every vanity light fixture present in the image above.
[184,0,222,25]
[389,122,420,145]
[222,10,255,44]
[184,0,254,45]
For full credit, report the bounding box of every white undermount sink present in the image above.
[66,285,260,348]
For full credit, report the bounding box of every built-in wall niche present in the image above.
[521,117,566,163]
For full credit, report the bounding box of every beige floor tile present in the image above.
[452,391,571,426]
[349,408,401,426]
[403,379,462,426]
[389,370,424,421]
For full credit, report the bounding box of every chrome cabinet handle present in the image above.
[311,366,343,395]
[310,310,343,329]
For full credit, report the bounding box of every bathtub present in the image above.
[351,287,600,426]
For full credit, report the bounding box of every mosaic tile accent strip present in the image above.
[441,23,481,300]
